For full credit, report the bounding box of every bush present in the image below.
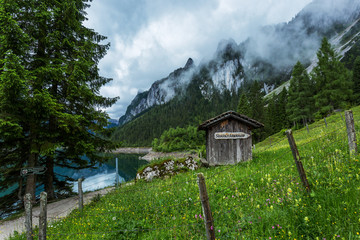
[152,126,205,152]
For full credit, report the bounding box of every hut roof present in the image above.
[198,111,264,130]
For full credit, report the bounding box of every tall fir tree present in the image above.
[313,37,352,116]
[352,56,360,105]
[286,73,299,126]
[264,96,277,135]
[247,80,265,141]
[237,93,251,116]
[295,61,314,124]
[275,88,288,130]
[0,0,35,207]
[248,80,264,121]
[0,0,118,203]
[287,61,314,126]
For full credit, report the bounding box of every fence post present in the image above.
[324,117,328,127]
[306,124,309,134]
[197,173,215,240]
[286,130,311,193]
[116,157,119,188]
[24,193,33,240]
[78,178,83,211]
[345,110,358,156]
[39,192,47,240]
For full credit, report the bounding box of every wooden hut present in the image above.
[198,111,264,166]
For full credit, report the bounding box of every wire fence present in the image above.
[3,110,360,239]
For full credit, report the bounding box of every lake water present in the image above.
[0,153,148,219]
[0,154,148,197]
[68,153,148,192]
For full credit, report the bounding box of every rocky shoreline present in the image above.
[112,147,152,154]
[112,148,200,162]
[139,151,199,161]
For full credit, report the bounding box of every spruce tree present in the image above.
[0,0,34,206]
[0,0,118,202]
[286,73,299,126]
[248,81,265,141]
[248,80,264,121]
[287,61,314,126]
[237,93,251,116]
[295,61,314,124]
[264,96,277,136]
[275,88,288,130]
[352,56,360,105]
[313,37,352,116]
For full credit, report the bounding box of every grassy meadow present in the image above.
[8,107,360,239]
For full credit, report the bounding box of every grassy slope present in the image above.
[9,107,360,240]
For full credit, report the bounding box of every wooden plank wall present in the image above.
[206,119,252,165]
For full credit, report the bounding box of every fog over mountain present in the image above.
[117,0,360,125]
[242,0,360,69]
[85,0,316,119]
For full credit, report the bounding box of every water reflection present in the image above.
[70,153,148,192]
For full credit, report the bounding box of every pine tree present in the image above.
[286,73,299,126]
[237,93,251,116]
[352,56,360,105]
[295,62,314,124]
[313,37,352,116]
[0,0,34,206]
[275,88,288,130]
[0,0,118,202]
[248,81,264,121]
[248,80,265,141]
[287,61,314,126]
[264,96,277,136]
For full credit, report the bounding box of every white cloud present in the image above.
[86,0,313,119]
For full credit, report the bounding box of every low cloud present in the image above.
[85,0,313,119]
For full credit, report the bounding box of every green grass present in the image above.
[8,107,360,239]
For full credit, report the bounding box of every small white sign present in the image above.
[214,132,250,140]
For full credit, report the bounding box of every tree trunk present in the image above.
[44,157,55,199]
[25,152,37,202]
[45,82,58,200]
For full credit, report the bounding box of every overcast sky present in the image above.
[84,0,313,120]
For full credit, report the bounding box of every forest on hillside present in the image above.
[112,37,360,148]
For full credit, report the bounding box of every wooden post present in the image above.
[116,158,119,188]
[345,110,358,156]
[286,130,311,193]
[324,117,328,127]
[197,173,215,240]
[306,124,309,134]
[39,192,47,240]
[78,178,83,211]
[24,193,33,240]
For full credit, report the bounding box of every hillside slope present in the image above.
[14,106,360,239]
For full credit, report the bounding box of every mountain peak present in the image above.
[184,58,194,69]
[216,39,238,54]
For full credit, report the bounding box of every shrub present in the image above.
[152,126,205,152]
